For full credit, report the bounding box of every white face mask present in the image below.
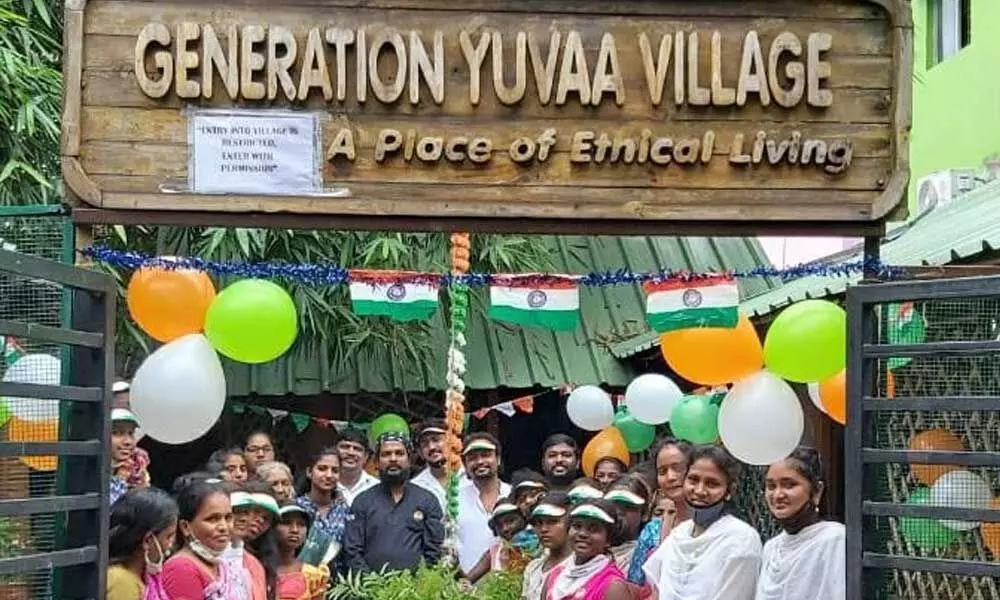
[185,529,228,565]
[144,535,165,576]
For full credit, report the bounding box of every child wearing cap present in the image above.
[541,499,630,600]
[272,503,330,600]
[566,478,605,505]
[511,469,549,516]
[603,474,651,573]
[522,492,573,600]
[463,495,536,585]
[110,407,150,506]
[223,488,267,600]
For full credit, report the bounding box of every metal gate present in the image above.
[0,250,115,599]
[846,276,1000,600]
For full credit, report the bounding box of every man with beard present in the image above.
[336,427,379,506]
[411,419,453,512]
[541,434,580,492]
[457,433,512,576]
[343,432,444,573]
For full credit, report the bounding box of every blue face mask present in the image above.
[511,527,541,557]
[690,500,727,528]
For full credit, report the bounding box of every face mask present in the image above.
[777,499,820,535]
[187,534,227,565]
[690,500,727,528]
[144,536,165,576]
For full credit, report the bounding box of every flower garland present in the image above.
[442,232,471,564]
[81,245,897,286]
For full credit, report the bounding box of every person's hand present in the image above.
[113,460,132,481]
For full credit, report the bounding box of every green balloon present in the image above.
[204,280,298,364]
[670,395,720,444]
[764,300,846,383]
[369,413,410,447]
[900,488,958,551]
[614,407,656,452]
[887,304,926,370]
[0,401,9,428]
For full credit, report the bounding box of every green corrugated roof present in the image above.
[739,178,1000,319]
[223,235,777,396]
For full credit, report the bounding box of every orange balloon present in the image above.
[660,313,763,386]
[819,369,846,425]
[582,427,629,477]
[8,417,58,471]
[127,266,216,342]
[908,429,964,486]
[981,498,1000,559]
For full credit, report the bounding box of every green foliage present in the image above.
[327,564,521,600]
[100,226,555,379]
[0,0,62,206]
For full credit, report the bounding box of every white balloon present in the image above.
[718,371,804,465]
[566,385,614,431]
[625,373,683,425]
[806,382,825,412]
[130,334,226,445]
[930,470,992,531]
[2,354,62,421]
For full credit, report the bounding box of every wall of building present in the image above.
[910,0,1000,213]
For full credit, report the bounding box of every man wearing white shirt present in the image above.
[456,433,511,576]
[411,420,454,512]
[336,428,379,505]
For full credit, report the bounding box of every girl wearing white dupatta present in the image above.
[643,445,762,600]
[755,447,845,600]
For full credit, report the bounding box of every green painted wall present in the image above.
[909,0,1000,213]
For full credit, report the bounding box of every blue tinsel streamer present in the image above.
[81,245,901,288]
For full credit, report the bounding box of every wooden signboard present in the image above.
[64,0,911,234]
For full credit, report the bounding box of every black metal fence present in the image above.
[846,276,1000,600]
[0,248,115,600]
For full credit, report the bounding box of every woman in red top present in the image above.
[162,479,245,600]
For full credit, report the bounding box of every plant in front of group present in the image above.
[328,563,521,600]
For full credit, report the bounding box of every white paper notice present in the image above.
[188,110,320,195]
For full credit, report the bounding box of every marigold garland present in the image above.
[442,232,471,563]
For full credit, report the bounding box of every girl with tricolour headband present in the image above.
[541,499,630,600]
[642,445,762,600]
[522,492,573,600]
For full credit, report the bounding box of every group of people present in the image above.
[106,402,845,600]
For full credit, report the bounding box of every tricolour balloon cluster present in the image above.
[568,299,849,469]
[125,264,299,445]
[900,429,1000,556]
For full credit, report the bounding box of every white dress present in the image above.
[643,514,762,600]
[755,521,845,600]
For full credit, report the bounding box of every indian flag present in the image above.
[489,275,580,331]
[644,275,739,333]
[348,270,439,322]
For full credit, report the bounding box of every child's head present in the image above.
[511,469,548,515]
[593,457,628,490]
[605,474,651,541]
[567,478,604,505]
[489,496,527,541]
[651,495,677,523]
[529,491,572,552]
[275,504,311,554]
